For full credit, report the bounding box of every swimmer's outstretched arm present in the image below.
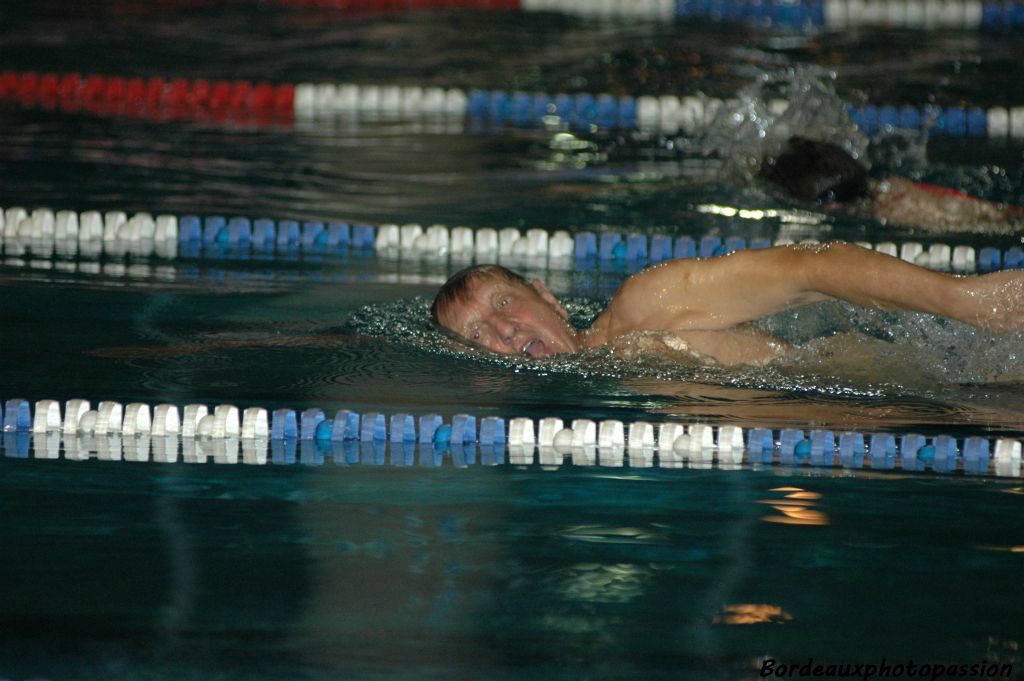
[599,242,1023,335]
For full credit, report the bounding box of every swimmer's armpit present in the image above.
[90,333,360,359]
[607,326,790,367]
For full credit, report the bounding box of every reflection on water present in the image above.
[759,486,830,526]
[713,603,793,625]
[556,563,653,604]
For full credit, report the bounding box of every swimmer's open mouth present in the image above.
[522,339,546,358]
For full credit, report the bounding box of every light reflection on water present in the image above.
[759,486,831,526]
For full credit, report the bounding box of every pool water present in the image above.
[2,458,1023,681]
[1,3,1023,680]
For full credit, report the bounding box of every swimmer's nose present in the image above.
[493,318,518,346]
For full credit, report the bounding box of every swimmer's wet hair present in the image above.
[760,136,870,204]
[431,264,529,330]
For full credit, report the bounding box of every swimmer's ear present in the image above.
[530,279,569,320]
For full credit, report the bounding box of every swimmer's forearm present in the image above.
[800,242,956,316]
[800,242,1022,330]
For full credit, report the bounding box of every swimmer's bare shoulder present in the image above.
[583,254,799,365]
[586,258,711,346]
[588,248,824,340]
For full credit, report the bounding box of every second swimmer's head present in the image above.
[760,136,870,204]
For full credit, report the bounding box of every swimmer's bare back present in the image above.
[872,178,1022,234]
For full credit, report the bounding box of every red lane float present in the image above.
[0,71,295,127]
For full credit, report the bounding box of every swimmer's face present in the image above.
[437,275,580,358]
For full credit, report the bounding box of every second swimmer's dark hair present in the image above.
[760,136,870,204]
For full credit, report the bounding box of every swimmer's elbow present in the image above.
[794,241,870,298]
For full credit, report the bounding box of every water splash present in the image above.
[343,296,1024,406]
[689,66,870,185]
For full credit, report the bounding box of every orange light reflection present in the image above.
[713,603,793,625]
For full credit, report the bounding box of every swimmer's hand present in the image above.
[954,271,1024,334]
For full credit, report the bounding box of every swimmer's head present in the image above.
[431,264,581,358]
[760,136,870,204]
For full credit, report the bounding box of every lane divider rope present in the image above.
[521,0,1024,30]
[3,71,1024,137]
[2,205,1022,274]
[171,0,1024,31]
[2,397,1021,476]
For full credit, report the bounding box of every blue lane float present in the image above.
[451,414,476,444]
[314,419,333,441]
[300,408,325,440]
[1,396,1021,477]
[271,409,298,440]
[418,414,443,444]
[360,412,387,442]
[389,413,416,443]
[2,398,30,432]
[480,416,506,446]
[228,217,252,245]
[331,409,360,441]
[203,216,226,244]
[433,424,453,447]
[179,215,201,242]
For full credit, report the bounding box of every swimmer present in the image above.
[760,137,1022,233]
[431,242,1024,366]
